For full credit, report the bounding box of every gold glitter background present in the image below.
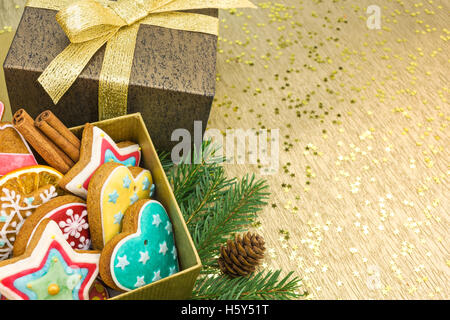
[1,0,449,299]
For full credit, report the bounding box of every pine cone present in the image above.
[218,232,266,277]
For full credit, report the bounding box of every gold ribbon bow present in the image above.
[26,0,256,120]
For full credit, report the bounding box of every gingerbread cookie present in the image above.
[87,162,153,250]
[0,122,38,176]
[0,165,63,261]
[0,219,100,300]
[58,123,141,199]
[13,195,90,257]
[99,199,179,291]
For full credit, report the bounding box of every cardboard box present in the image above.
[69,113,202,300]
[4,5,217,152]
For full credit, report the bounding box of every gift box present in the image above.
[3,1,218,152]
[69,112,202,300]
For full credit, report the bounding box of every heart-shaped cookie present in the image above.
[87,162,153,250]
[99,199,179,292]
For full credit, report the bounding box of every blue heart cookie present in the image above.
[99,199,179,291]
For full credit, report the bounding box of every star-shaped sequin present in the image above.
[0,220,99,300]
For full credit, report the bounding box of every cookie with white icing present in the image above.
[0,165,63,261]
[0,219,100,300]
[13,195,91,257]
[99,199,179,292]
[87,162,154,250]
[58,123,141,199]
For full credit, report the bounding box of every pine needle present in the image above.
[192,271,306,300]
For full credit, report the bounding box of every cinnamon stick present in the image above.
[35,110,80,149]
[12,109,73,173]
[35,111,80,162]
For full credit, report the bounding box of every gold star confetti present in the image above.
[207,0,449,300]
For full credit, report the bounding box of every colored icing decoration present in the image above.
[0,220,100,300]
[63,125,141,198]
[142,177,150,190]
[104,149,137,167]
[91,164,153,248]
[25,202,91,252]
[0,101,4,120]
[110,200,179,291]
[123,176,131,189]
[108,190,119,204]
[113,212,124,225]
[0,123,38,176]
[150,184,155,197]
[130,193,139,205]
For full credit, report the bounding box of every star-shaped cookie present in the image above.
[58,123,141,199]
[0,219,100,300]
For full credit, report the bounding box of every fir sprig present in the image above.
[166,142,226,206]
[160,141,304,300]
[192,271,305,300]
[192,174,269,270]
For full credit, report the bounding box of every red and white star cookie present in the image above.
[58,123,141,199]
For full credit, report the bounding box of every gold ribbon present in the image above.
[26,0,256,120]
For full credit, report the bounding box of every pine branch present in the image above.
[192,174,269,269]
[157,150,173,175]
[158,141,304,300]
[167,141,226,205]
[192,270,306,300]
[182,166,235,226]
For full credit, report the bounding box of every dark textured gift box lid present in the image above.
[3,5,218,152]
[69,113,202,300]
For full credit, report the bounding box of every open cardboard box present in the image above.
[69,113,202,300]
